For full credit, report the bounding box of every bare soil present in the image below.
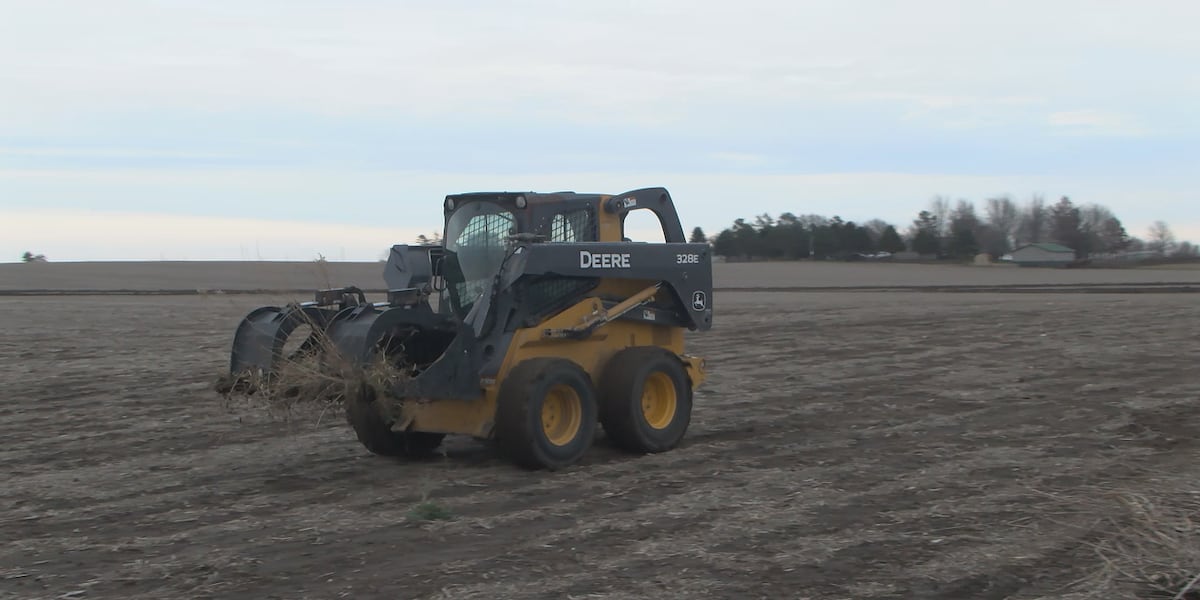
[2,287,1198,599]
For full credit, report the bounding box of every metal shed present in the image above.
[1004,243,1076,267]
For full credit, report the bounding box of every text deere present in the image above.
[579,251,631,269]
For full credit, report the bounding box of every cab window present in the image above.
[550,209,596,242]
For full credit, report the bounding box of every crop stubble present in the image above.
[1,289,1197,599]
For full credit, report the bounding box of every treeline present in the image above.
[699,195,1197,261]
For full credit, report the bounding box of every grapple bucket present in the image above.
[229,303,337,376]
[228,287,367,378]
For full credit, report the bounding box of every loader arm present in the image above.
[542,282,663,339]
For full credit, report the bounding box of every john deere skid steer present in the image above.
[226,187,713,469]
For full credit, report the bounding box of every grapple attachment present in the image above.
[228,287,366,377]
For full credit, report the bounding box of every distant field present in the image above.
[0,261,383,292]
[4,259,1200,292]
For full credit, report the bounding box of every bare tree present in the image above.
[1079,204,1115,231]
[1078,204,1128,255]
[797,214,829,230]
[950,199,980,232]
[1096,216,1130,253]
[930,196,952,238]
[862,218,891,243]
[1018,195,1047,244]
[985,195,1019,253]
[1147,221,1176,255]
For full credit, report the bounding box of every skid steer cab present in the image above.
[227,187,713,469]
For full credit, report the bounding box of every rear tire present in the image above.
[345,382,445,458]
[599,347,692,454]
[496,358,598,470]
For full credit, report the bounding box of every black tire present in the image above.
[496,358,598,470]
[599,347,692,454]
[345,382,445,458]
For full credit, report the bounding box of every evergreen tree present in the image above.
[947,201,983,258]
[878,226,906,253]
[712,229,737,257]
[909,211,941,255]
[1050,196,1086,257]
[948,227,980,258]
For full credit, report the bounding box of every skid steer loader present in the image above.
[226,187,713,469]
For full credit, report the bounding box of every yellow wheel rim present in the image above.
[641,372,677,430]
[541,384,583,446]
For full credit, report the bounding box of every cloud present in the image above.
[0,146,247,161]
[708,152,767,166]
[1048,110,1147,136]
[3,1,1198,133]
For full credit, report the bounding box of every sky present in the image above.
[2,0,1198,261]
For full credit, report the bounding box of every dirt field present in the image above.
[3,285,1199,599]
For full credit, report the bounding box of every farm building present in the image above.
[1003,243,1076,267]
